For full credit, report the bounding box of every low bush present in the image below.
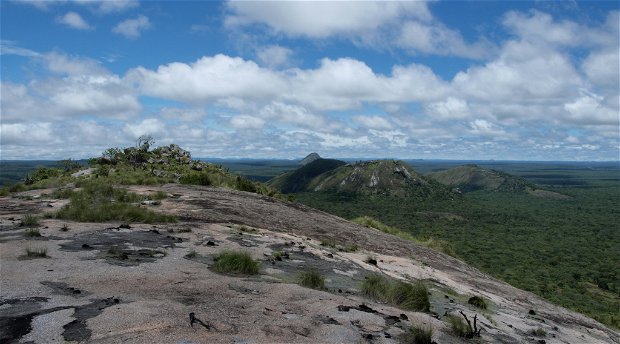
[212,251,259,275]
[25,247,48,258]
[467,295,488,309]
[24,228,42,237]
[53,180,175,223]
[446,314,468,337]
[297,269,325,290]
[361,274,430,312]
[531,327,547,337]
[21,214,40,227]
[400,325,433,344]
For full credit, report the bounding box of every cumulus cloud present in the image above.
[230,115,265,130]
[0,40,40,57]
[127,54,285,103]
[112,15,151,39]
[225,1,490,59]
[353,115,393,130]
[225,1,431,38]
[396,20,493,59]
[256,45,293,69]
[56,11,91,30]
[17,0,139,14]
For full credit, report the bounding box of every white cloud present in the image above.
[124,118,166,138]
[582,48,620,88]
[112,15,151,39]
[43,51,106,76]
[56,11,91,30]
[353,115,393,130]
[18,0,139,14]
[127,54,285,103]
[469,119,509,138]
[564,91,618,126]
[225,1,431,38]
[256,45,293,69]
[1,122,55,145]
[230,115,265,130]
[396,21,492,59]
[0,40,40,57]
[259,102,331,130]
[425,97,471,120]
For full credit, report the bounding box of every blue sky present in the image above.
[1,0,618,160]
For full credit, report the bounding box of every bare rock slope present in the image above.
[1,184,618,343]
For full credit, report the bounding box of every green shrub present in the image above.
[340,243,358,252]
[24,167,63,185]
[150,191,168,200]
[53,180,175,223]
[297,269,325,290]
[24,228,42,237]
[180,172,212,186]
[467,295,488,309]
[21,214,40,227]
[446,314,468,337]
[320,239,337,248]
[388,280,430,312]
[361,274,390,301]
[361,274,430,312]
[400,325,433,344]
[25,247,48,258]
[108,246,128,260]
[531,327,546,337]
[185,250,198,259]
[212,251,259,275]
[235,176,257,193]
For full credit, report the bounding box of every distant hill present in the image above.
[427,164,534,193]
[267,158,346,193]
[300,152,322,166]
[271,159,452,198]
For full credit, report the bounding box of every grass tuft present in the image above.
[446,314,468,337]
[24,228,42,237]
[361,274,430,312]
[212,251,259,275]
[467,295,488,309]
[25,247,48,258]
[185,250,198,259]
[531,327,547,337]
[21,214,40,227]
[53,180,175,223]
[297,269,326,290]
[400,324,433,344]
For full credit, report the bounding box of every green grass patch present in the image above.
[52,180,175,223]
[361,274,430,312]
[212,251,259,275]
[24,228,42,237]
[24,247,48,259]
[467,295,488,310]
[445,314,468,337]
[21,214,40,227]
[531,327,547,337]
[400,324,433,344]
[297,269,325,290]
[353,216,455,257]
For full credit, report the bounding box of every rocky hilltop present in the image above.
[271,159,451,198]
[300,153,322,166]
[427,164,534,193]
[0,144,617,343]
[267,158,346,194]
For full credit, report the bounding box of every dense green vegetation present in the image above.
[211,251,260,275]
[295,172,620,328]
[51,180,175,223]
[297,269,326,290]
[361,274,430,312]
[267,158,345,193]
